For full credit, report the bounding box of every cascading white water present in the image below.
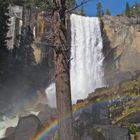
[46,14,104,106]
[70,14,104,103]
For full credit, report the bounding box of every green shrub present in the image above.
[129,123,137,134]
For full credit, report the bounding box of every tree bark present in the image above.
[52,0,74,140]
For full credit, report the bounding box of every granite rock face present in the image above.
[101,16,140,85]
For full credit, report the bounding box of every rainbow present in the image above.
[32,91,121,140]
[33,119,58,140]
[33,102,89,140]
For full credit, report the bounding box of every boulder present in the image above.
[5,127,15,137]
[0,134,14,140]
[14,115,42,140]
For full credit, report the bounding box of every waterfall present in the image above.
[46,14,104,106]
[0,14,105,139]
[70,14,104,103]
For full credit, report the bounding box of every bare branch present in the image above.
[66,0,94,13]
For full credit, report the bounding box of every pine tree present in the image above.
[80,6,86,16]
[11,0,25,5]
[0,0,10,84]
[96,2,104,17]
[125,2,130,17]
[0,0,10,48]
[66,0,75,9]
[105,9,111,15]
[135,3,140,16]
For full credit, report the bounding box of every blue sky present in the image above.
[77,0,140,16]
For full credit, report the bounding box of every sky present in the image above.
[77,0,140,16]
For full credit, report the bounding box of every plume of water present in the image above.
[70,14,104,103]
[0,116,18,138]
[45,83,56,108]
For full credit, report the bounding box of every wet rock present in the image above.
[90,102,110,125]
[38,110,52,126]
[5,127,15,137]
[14,114,42,140]
[37,103,57,125]
[76,99,84,104]
[74,110,93,136]
[0,134,14,140]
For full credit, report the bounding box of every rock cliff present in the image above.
[101,16,140,85]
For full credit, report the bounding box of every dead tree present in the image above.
[52,0,92,139]
[52,0,74,140]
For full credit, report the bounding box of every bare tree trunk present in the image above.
[52,0,74,140]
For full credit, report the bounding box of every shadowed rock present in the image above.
[5,127,15,138]
[14,115,42,140]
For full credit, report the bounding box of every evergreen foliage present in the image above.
[125,2,130,17]
[66,0,75,9]
[124,2,140,17]
[11,0,51,10]
[0,0,10,82]
[96,2,104,17]
[11,0,25,6]
[79,6,86,16]
[105,9,111,15]
[0,0,10,48]
[11,0,76,10]
[134,3,140,16]
[34,0,52,10]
